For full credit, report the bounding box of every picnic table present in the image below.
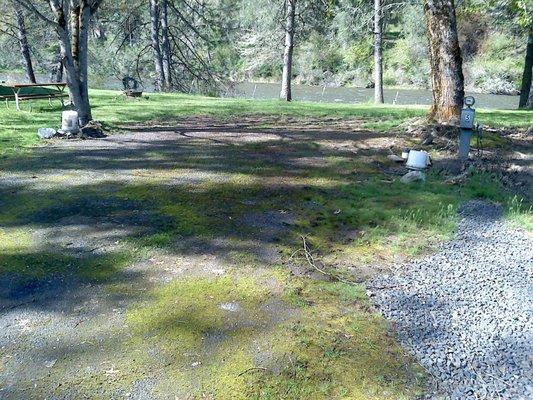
[0,82,68,111]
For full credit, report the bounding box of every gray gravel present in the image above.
[370,201,532,399]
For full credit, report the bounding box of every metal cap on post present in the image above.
[459,96,476,161]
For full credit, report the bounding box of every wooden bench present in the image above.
[0,83,68,111]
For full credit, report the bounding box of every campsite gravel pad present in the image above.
[370,201,532,399]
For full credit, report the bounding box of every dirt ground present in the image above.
[0,116,529,399]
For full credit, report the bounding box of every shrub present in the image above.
[465,32,523,93]
[384,38,430,87]
[295,33,344,86]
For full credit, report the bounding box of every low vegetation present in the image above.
[1,1,527,95]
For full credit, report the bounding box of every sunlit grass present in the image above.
[121,272,425,399]
[506,195,533,231]
[249,278,425,399]
[1,89,531,158]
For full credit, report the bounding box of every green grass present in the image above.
[506,195,533,230]
[245,278,425,399]
[1,89,532,157]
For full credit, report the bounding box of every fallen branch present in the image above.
[237,367,267,377]
[300,236,355,286]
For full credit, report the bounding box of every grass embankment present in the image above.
[0,90,531,398]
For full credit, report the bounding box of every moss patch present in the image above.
[125,275,278,397]
[118,274,425,399]
[127,276,270,348]
[245,280,425,399]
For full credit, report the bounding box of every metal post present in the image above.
[15,88,21,111]
[459,129,473,161]
[459,96,476,161]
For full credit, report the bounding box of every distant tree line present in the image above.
[0,0,531,125]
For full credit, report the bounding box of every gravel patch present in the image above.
[370,201,532,399]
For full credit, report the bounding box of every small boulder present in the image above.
[37,128,57,139]
[219,302,241,312]
[401,171,426,183]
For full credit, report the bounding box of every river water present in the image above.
[1,72,519,110]
[232,82,519,110]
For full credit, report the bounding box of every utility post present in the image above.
[459,96,476,161]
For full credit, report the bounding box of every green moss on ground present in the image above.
[119,273,424,399]
[245,279,425,399]
[124,275,274,397]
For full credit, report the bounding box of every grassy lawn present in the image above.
[1,89,532,158]
[0,90,531,398]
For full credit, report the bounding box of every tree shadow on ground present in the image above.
[0,123,473,308]
[0,121,481,398]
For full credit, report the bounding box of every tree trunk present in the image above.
[424,0,464,124]
[78,2,92,122]
[519,29,533,109]
[160,0,172,91]
[526,80,533,109]
[149,0,165,91]
[51,1,92,125]
[57,61,64,82]
[373,0,384,104]
[280,0,296,101]
[70,2,81,72]
[13,1,36,83]
[18,0,101,125]
[50,48,64,83]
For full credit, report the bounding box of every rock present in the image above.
[400,171,426,183]
[211,268,226,276]
[37,128,57,139]
[219,302,241,312]
[387,154,404,163]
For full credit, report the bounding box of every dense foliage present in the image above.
[0,0,529,95]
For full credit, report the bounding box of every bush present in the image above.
[295,33,344,86]
[343,38,373,72]
[466,32,523,94]
[384,38,430,87]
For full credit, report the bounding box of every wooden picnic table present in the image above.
[0,82,68,111]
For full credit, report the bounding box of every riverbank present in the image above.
[231,82,521,110]
[0,70,523,109]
